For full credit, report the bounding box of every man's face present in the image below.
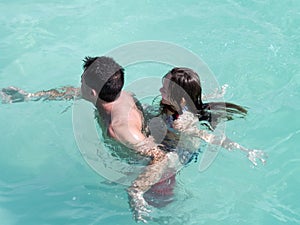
[81,75,97,104]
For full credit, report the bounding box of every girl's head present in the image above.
[160,67,203,114]
[159,67,247,129]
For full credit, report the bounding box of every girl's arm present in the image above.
[173,111,267,166]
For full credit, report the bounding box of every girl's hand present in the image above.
[247,149,267,166]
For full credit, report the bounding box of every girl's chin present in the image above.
[161,99,170,105]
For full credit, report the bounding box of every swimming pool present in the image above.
[1,0,300,224]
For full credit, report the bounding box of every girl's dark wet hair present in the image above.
[162,67,247,129]
[82,56,124,102]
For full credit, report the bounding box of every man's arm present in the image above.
[128,138,166,222]
[128,137,180,223]
[111,120,173,222]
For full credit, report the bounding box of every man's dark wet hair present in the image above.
[82,56,124,102]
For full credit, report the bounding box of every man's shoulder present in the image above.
[121,91,143,111]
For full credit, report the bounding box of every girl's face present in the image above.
[160,74,188,115]
[159,76,172,106]
[159,75,180,114]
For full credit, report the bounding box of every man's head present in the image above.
[81,56,124,104]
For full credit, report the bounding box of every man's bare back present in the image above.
[97,91,145,147]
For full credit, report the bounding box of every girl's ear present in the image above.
[180,97,186,108]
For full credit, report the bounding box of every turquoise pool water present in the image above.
[1,1,300,224]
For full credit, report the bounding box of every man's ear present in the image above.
[91,89,97,97]
[89,89,99,106]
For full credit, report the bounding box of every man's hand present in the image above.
[0,86,29,103]
[128,189,151,223]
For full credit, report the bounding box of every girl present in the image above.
[158,67,266,166]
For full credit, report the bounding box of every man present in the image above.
[80,56,176,222]
[0,56,176,222]
[81,56,149,147]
